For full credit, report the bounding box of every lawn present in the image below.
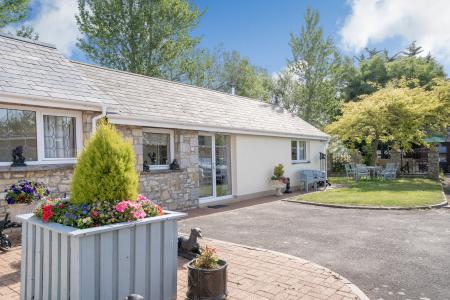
[293,177,444,207]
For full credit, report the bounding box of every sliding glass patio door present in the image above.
[198,134,232,202]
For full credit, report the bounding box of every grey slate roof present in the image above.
[73,62,329,139]
[0,33,328,139]
[0,33,114,108]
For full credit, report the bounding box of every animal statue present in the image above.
[178,228,202,259]
[170,159,180,170]
[11,146,26,166]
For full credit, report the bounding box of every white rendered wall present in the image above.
[234,134,327,196]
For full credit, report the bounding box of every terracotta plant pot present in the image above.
[187,259,228,300]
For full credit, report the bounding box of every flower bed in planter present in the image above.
[19,209,185,300]
[19,119,186,300]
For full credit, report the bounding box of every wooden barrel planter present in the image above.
[18,211,185,300]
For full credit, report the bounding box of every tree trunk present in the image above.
[372,140,379,165]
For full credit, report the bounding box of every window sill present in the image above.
[141,169,184,175]
[0,163,75,173]
[292,160,311,164]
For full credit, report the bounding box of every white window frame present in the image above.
[0,104,83,166]
[291,140,310,163]
[142,128,175,170]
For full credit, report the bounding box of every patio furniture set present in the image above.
[345,163,399,180]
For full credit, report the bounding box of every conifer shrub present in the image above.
[70,119,138,204]
[271,164,285,180]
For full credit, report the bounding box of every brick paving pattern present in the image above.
[0,234,364,300]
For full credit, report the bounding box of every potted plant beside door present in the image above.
[187,245,228,300]
[270,163,285,196]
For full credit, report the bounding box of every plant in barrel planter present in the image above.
[270,163,285,196]
[19,119,185,300]
[187,246,228,300]
[4,180,49,223]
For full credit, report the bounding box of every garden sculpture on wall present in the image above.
[178,227,203,259]
[11,146,26,166]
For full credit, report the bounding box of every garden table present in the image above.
[366,166,383,178]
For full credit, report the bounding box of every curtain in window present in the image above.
[298,141,306,160]
[0,108,37,162]
[44,115,76,158]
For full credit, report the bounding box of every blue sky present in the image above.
[19,0,450,75]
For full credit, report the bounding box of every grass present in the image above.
[293,177,443,207]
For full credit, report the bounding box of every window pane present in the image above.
[0,108,37,162]
[143,132,170,166]
[291,141,297,160]
[44,115,76,158]
[298,141,306,160]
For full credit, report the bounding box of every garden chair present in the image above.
[344,164,355,180]
[299,169,326,192]
[378,163,398,180]
[355,164,369,180]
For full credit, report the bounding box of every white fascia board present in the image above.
[108,115,330,141]
[0,91,104,111]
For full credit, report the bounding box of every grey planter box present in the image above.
[18,211,186,300]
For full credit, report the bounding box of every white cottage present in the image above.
[0,33,329,212]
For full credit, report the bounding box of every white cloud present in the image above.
[25,0,80,56]
[340,0,450,64]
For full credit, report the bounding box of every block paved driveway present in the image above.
[180,201,450,300]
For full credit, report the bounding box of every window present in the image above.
[291,140,308,162]
[0,108,37,162]
[142,129,174,170]
[44,115,76,158]
[0,104,82,165]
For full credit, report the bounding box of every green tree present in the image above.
[76,0,202,79]
[71,120,138,204]
[0,0,28,28]
[15,24,38,40]
[326,80,450,164]
[182,48,272,101]
[287,7,343,126]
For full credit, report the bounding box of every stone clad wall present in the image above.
[137,129,200,210]
[0,114,200,217]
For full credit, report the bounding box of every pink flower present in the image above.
[137,194,146,201]
[115,201,130,213]
[132,209,146,219]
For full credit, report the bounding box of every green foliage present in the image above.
[343,45,446,101]
[0,0,29,28]
[272,164,285,180]
[181,47,272,101]
[193,245,219,270]
[70,120,138,204]
[76,0,202,79]
[326,80,450,160]
[15,24,38,40]
[279,7,344,127]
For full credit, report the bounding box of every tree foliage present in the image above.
[71,120,138,204]
[181,47,272,101]
[76,0,202,79]
[326,80,450,162]
[343,46,445,101]
[0,0,28,28]
[277,7,344,127]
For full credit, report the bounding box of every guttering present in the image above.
[0,91,103,111]
[92,105,107,133]
[107,114,330,141]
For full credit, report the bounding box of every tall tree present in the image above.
[402,41,423,57]
[0,0,28,28]
[76,0,202,79]
[287,7,342,127]
[181,48,272,101]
